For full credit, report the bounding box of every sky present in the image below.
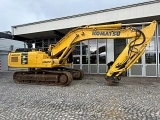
[0,0,149,31]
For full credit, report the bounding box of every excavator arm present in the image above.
[106,21,157,81]
[49,21,156,74]
[8,20,157,86]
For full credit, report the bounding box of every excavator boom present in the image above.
[8,20,157,86]
[107,21,157,77]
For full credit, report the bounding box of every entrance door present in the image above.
[129,37,157,77]
[89,39,107,74]
[129,58,143,76]
[144,51,157,77]
[89,40,98,74]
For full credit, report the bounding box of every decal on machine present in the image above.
[42,61,51,63]
[92,31,120,36]
[21,52,28,64]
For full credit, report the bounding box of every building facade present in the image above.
[8,0,160,77]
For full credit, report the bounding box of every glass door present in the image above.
[129,57,143,76]
[82,41,89,74]
[73,43,81,70]
[89,39,98,74]
[98,39,107,74]
[129,36,157,77]
[144,51,157,76]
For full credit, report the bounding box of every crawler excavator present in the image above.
[8,20,157,86]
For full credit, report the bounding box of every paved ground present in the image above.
[0,72,160,120]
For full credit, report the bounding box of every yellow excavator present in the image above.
[8,20,157,86]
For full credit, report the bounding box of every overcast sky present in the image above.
[0,0,149,31]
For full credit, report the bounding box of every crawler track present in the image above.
[13,70,73,86]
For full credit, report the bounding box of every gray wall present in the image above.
[0,51,8,71]
[0,39,24,71]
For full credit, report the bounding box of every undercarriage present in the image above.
[13,67,84,86]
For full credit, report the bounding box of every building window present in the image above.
[73,45,80,55]
[73,56,80,64]
[89,40,97,64]
[82,41,88,55]
[82,41,89,64]
[43,39,49,51]
[146,37,156,51]
[145,52,156,64]
[82,56,88,64]
[98,39,106,64]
